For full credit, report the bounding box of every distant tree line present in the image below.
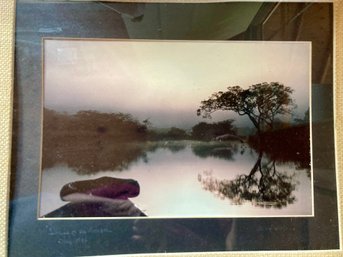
[148,120,237,141]
[43,108,239,143]
[148,127,191,141]
[42,108,149,173]
[43,108,148,143]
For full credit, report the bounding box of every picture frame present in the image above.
[1,0,342,256]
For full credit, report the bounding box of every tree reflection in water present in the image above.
[42,140,147,175]
[191,141,239,161]
[42,139,188,175]
[198,152,298,209]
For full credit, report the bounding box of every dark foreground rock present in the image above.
[44,199,146,217]
[45,176,145,217]
[60,176,140,201]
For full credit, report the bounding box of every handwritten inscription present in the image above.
[45,225,113,247]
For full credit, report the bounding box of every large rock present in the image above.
[45,176,145,217]
[60,176,140,201]
[44,199,146,217]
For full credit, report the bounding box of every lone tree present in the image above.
[197,82,294,135]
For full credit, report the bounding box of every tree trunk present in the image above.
[248,151,263,177]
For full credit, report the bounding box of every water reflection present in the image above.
[145,141,187,154]
[43,139,240,174]
[191,141,239,160]
[43,140,146,174]
[248,125,311,171]
[41,138,311,216]
[198,151,298,208]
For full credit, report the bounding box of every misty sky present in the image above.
[44,39,310,129]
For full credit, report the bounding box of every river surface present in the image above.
[39,140,312,217]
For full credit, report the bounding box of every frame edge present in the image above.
[2,0,342,256]
[0,0,15,256]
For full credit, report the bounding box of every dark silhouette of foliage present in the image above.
[191,142,237,161]
[42,108,150,174]
[43,108,148,142]
[191,120,236,141]
[43,140,147,175]
[248,124,310,170]
[198,152,297,208]
[197,82,294,134]
[148,127,190,141]
[165,127,190,140]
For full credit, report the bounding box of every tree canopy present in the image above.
[197,82,294,133]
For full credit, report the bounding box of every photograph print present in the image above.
[40,39,312,218]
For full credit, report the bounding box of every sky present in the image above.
[44,39,310,129]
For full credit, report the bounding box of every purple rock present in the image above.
[60,176,140,201]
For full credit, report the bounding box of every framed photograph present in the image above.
[40,39,313,219]
[1,0,342,256]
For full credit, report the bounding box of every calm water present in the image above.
[40,140,312,217]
